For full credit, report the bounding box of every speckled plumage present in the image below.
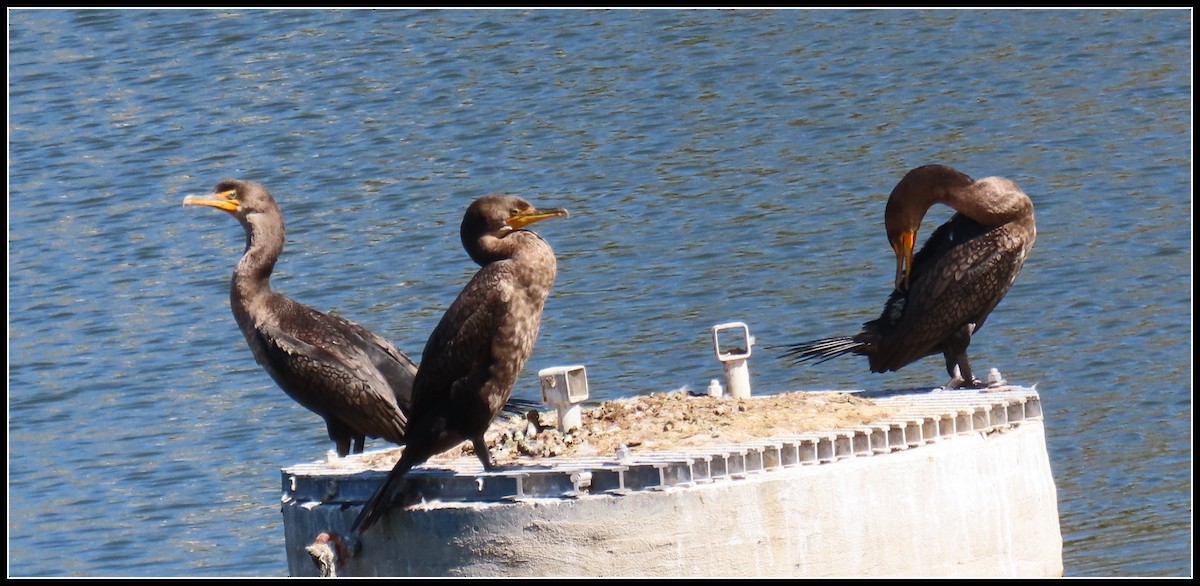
[185,180,416,457]
[353,194,567,535]
[784,165,1036,388]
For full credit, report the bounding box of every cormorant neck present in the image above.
[887,166,1030,232]
[466,229,537,266]
[948,176,1034,227]
[886,165,973,232]
[232,212,283,307]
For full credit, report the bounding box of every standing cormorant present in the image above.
[783,164,1036,388]
[352,194,568,535]
[184,180,417,457]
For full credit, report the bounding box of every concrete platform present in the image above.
[280,386,1062,577]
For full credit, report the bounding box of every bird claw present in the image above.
[939,375,987,391]
[937,364,994,391]
[525,410,547,435]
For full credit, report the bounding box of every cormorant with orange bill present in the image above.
[783,164,1036,388]
[353,194,568,534]
[184,180,417,457]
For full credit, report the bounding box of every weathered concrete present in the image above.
[281,388,1062,577]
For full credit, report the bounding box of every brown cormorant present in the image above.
[184,180,417,457]
[352,194,568,535]
[783,164,1036,388]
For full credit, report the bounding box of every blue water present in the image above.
[8,8,1191,577]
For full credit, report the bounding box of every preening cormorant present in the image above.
[783,164,1036,388]
[184,180,417,457]
[352,194,568,535]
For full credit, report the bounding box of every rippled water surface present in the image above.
[8,8,1191,577]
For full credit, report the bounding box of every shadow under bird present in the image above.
[183,179,418,457]
[352,194,568,535]
[782,164,1036,388]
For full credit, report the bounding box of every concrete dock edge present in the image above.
[281,388,1063,577]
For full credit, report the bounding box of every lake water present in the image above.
[7,8,1191,577]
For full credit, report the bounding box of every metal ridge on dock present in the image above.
[282,386,1042,505]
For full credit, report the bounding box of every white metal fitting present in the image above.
[711,322,755,399]
[538,365,589,432]
[707,379,723,397]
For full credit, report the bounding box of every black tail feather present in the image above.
[778,336,866,365]
[500,396,543,418]
[354,402,534,535]
[352,454,419,536]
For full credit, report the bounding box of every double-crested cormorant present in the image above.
[783,164,1036,388]
[352,194,568,535]
[184,180,417,456]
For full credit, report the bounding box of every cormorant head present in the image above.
[460,194,568,265]
[183,179,283,232]
[884,165,973,291]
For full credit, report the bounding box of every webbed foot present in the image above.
[939,365,987,390]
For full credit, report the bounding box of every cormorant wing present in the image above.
[411,265,512,415]
[253,306,409,442]
[870,217,1028,372]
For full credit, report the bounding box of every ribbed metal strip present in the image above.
[282,386,1042,504]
